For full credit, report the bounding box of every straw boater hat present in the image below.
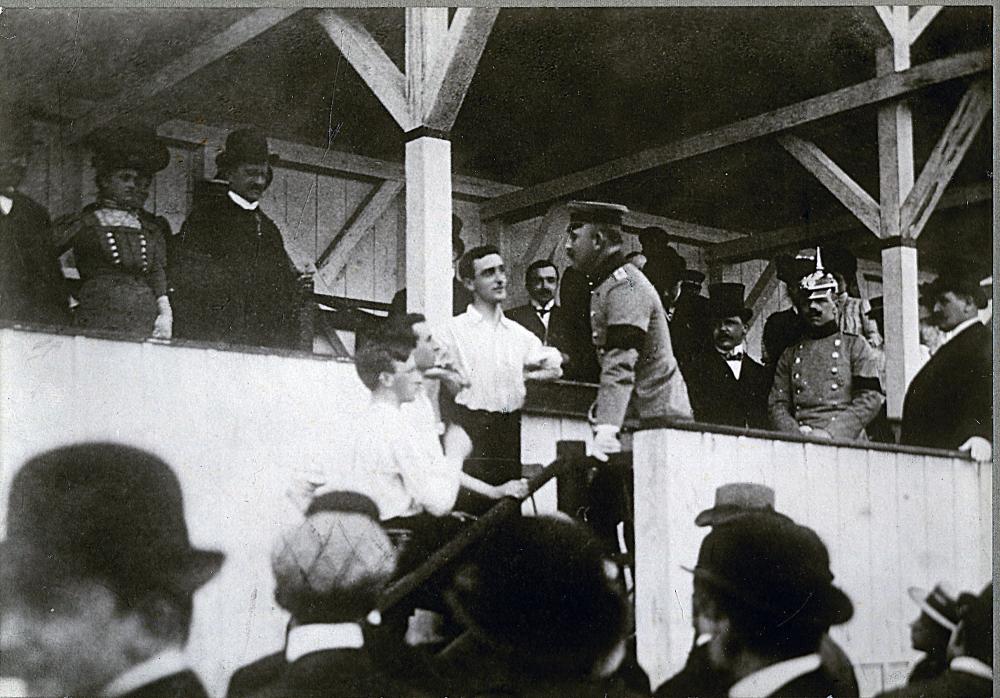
[695,482,776,527]
[907,583,961,632]
[0,443,223,600]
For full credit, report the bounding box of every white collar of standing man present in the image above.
[285,623,365,662]
[530,298,555,314]
[102,646,189,697]
[466,302,511,327]
[728,653,822,698]
[0,194,13,215]
[228,189,259,211]
[939,317,982,347]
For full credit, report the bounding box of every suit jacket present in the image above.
[227,652,285,698]
[670,289,711,369]
[876,669,992,698]
[762,306,804,366]
[389,279,472,317]
[901,322,992,450]
[0,191,68,324]
[685,350,771,429]
[120,670,209,698]
[768,666,840,697]
[506,302,567,347]
[558,267,601,383]
[246,648,406,698]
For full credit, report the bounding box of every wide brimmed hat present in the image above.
[689,512,854,632]
[695,482,776,527]
[215,127,279,173]
[87,125,170,176]
[1,443,223,600]
[445,516,626,678]
[908,583,960,632]
[707,283,752,323]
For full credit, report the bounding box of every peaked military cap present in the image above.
[567,200,629,226]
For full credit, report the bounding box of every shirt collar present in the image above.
[0,194,12,215]
[587,251,629,288]
[465,302,512,327]
[286,623,365,663]
[530,298,555,313]
[728,653,821,698]
[717,342,746,360]
[102,646,188,697]
[228,190,260,211]
[940,317,982,346]
[950,656,993,681]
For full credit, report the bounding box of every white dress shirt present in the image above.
[102,646,189,697]
[438,304,562,413]
[717,342,746,380]
[0,194,13,215]
[530,299,555,331]
[728,653,821,698]
[950,655,993,681]
[228,190,260,211]
[285,623,365,662]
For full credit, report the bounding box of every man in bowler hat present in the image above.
[0,443,223,697]
[172,127,309,349]
[684,283,770,429]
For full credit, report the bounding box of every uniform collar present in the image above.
[587,251,628,288]
[950,656,993,681]
[285,623,365,662]
[102,646,188,697]
[728,653,821,698]
[228,190,260,211]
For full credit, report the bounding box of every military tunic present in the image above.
[768,326,883,440]
[589,253,692,428]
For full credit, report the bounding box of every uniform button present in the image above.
[794,373,800,379]
[831,383,839,390]
[796,388,802,394]
[834,339,842,347]
[831,367,838,374]
[798,344,804,350]
[831,352,839,359]
[794,357,801,364]
[592,332,598,338]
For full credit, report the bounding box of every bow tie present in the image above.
[535,306,551,317]
[722,350,743,361]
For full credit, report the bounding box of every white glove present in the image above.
[152,312,173,339]
[590,424,622,463]
[959,436,992,463]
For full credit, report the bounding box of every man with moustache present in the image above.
[507,259,568,351]
[768,250,883,440]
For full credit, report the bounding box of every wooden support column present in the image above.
[405,136,454,324]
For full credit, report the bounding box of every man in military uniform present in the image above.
[768,250,883,440]
[563,200,691,459]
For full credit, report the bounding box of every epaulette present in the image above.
[613,267,629,281]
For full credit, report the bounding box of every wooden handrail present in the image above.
[377,455,575,612]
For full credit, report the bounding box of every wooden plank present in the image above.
[873,6,896,39]
[623,210,745,244]
[902,79,991,239]
[405,8,449,122]
[316,10,413,130]
[480,49,991,222]
[908,6,943,45]
[777,134,881,235]
[706,181,990,265]
[423,8,500,130]
[68,10,299,142]
[316,179,403,286]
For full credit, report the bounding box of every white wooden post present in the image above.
[880,244,922,417]
[405,136,454,324]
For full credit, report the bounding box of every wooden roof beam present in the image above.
[902,78,991,239]
[317,10,413,130]
[622,210,745,245]
[908,7,944,45]
[479,49,989,223]
[705,182,991,265]
[777,134,880,236]
[67,9,299,143]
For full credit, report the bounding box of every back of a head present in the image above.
[271,511,397,624]
[354,340,411,391]
[956,584,993,666]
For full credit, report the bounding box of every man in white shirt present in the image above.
[437,245,561,512]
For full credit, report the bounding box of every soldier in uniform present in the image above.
[768,250,884,440]
[563,200,692,460]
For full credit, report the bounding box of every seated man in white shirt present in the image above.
[437,245,562,513]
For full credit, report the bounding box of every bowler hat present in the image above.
[567,200,629,226]
[87,125,170,176]
[1,443,223,600]
[445,516,626,678]
[695,482,777,527]
[908,583,960,632]
[690,513,853,632]
[707,283,752,323]
[216,127,279,173]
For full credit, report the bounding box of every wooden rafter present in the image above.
[480,49,989,222]
[901,78,991,239]
[68,9,299,143]
[777,134,880,236]
[317,179,404,284]
[316,10,413,130]
[519,204,567,266]
[908,7,943,44]
[422,8,500,130]
[705,182,991,265]
[622,211,745,245]
[874,6,897,39]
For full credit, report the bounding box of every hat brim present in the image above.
[694,504,774,527]
[908,586,958,631]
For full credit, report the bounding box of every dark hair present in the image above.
[956,586,993,665]
[932,273,988,310]
[459,244,502,282]
[354,341,411,391]
[381,313,425,348]
[525,259,559,284]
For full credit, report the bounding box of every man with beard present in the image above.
[507,259,568,352]
[768,250,883,440]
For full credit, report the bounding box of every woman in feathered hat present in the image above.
[57,126,173,337]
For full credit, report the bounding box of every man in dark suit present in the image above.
[901,271,992,462]
[670,268,712,370]
[0,443,223,698]
[507,259,568,351]
[761,254,814,368]
[685,283,770,429]
[0,115,69,325]
[388,213,473,317]
[683,513,855,698]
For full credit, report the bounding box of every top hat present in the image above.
[566,200,629,227]
[1,443,223,600]
[799,248,839,300]
[707,283,752,323]
[87,125,170,176]
[215,128,279,173]
[681,269,707,285]
[695,482,776,527]
[445,516,626,678]
[690,513,854,632]
[908,583,960,632]
[271,509,397,623]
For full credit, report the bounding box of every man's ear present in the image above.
[378,371,395,389]
[462,275,475,293]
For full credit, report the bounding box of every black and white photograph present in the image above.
[0,5,994,697]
